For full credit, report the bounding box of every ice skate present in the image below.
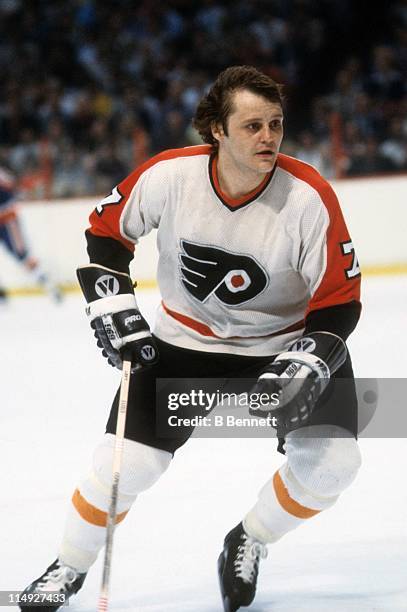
[218,522,267,611]
[19,559,86,611]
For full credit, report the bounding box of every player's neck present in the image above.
[215,152,269,200]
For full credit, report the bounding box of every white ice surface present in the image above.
[1,275,406,611]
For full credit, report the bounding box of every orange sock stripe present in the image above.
[72,488,128,527]
[273,471,321,519]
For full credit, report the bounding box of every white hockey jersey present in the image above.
[89,145,361,356]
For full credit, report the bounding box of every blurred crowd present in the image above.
[0,0,406,199]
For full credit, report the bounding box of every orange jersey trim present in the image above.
[210,155,272,208]
[162,301,304,340]
[72,488,128,527]
[277,154,361,314]
[273,471,320,519]
[88,145,212,251]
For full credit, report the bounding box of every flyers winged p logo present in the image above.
[179,240,268,305]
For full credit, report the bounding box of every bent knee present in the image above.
[93,434,172,496]
[285,425,362,498]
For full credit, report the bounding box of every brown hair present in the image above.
[192,65,284,149]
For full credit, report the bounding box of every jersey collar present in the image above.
[209,153,274,211]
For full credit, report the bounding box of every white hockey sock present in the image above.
[58,472,134,572]
[59,435,172,572]
[244,461,338,544]
[244,427,361,544]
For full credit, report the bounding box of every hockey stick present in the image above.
[98,353,132,612]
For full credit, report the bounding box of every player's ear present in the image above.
[211,122,224,143]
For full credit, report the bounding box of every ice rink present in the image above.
[1,275,407,611]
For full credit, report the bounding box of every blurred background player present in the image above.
[0,166,62,302]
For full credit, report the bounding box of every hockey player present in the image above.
[0,166,62,302]
[20,66,362,611]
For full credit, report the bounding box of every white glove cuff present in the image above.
[86,293,138,320]
[277,351,330,379]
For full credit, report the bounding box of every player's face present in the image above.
[213,89,284,178]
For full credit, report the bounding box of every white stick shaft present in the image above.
[97,358,132,612]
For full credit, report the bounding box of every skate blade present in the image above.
[222,595,239,612]
[218,556,238,612]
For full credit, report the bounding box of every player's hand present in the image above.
[249,358,325,432]
[249,332,347,432]
[77,264,159,371]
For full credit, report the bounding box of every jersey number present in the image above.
[341,241,360,279]
[95,186,123,216]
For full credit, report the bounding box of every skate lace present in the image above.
[36,562,79,593]
[234,535,268,584]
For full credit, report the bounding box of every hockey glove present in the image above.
[76,264,159,371]
[249,332,347,432]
